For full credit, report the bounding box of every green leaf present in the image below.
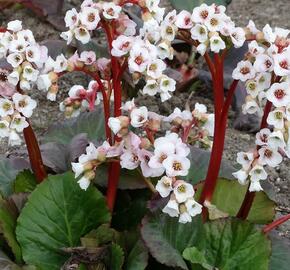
[13,170,37,193]
[16,172,111,270]
[184,148,235,185]
[141,213,203,269]
[109,243,124,270]
[169,0,232,11]
[195,179,276,224]
[183,218,271,270]
[95,165,147,190]
[0,159,28,197]
[125,239,148,270]
[43,109,105,144]
[182,247,213,270]
[269,232,290,270]
[0,197,22,263]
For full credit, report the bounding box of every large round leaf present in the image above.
[169,0,232,11]
[16,172,111,270]
[141,213,203,270]
[195,178,276,224]
[0,158,30,197]
[269,231,290,270]
[43,109,105,144]
[183,218,271,270]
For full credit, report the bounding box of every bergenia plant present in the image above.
[0,0,289,269]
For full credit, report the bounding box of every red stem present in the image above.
[199,55,238,217]
[237,100,272,220]
[263,214,290,234]
[103,21,122,212]
[23,124,47,183]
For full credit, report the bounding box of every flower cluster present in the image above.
[0,92,36,145]
[71,98,210,222]
[233,23,290,191]
[175,3,245,55]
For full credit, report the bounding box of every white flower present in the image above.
[263,24,276,43]
[9,38,27,53]
[20,79,31,91]
[156,176,173,197]
[196,43,207,56]
[80,7,100,30]
[247,20,259,35]
[10,115,29,132]
[120,150,140,170]
[203,114,215,136]
[190,24,208,43]
[242,99,260,115]
[108,117,121,134]
[12,93,37,118]
[205,14,224,32]
[249,164,267,182]
[230,27,246,48]
[233,169,248,185]
[7,53,23,68]
[0,120,10,138]
[157,41,174,60]
[237,151,254,170]
[268,130,286,150]
[258,146,283,167]
[72,162,85,178]
[121,99,135,111]
[60,30,73,45]
[77,175,91,190]
[65,8,79,29]
[267,109,285,129]
[8,130,21,146]
[273,51,290,76]
[253,54,273,73]
[266,82,290,108]
[175,10,193,29]
[245,80,260,98]
[112,35,133,57]
[7,20,22,32]
[255,128,271,146]
[79,51,97,65]
[130,106,148,128]
[147,59,166,79]
[160,76,176,93]
[0,98,14,116]
[191,4,214,23]
[248,40,265,56]
[102,2,122,20]
[25,45,41,63]
[128,44,150,73]
[23,65,39,82]
[37,74,52,91]
[256,73,271,91]
[143,79,160,96]
[162,198,179,217]
[209,35,226,53]
[163,154,190,177]
[74,27,91,44]
[173,181,194,203]
[54,54,68,73]
[232,60,256,81]
[179,199,202,223]
[160,22,176,41]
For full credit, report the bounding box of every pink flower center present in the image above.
[274,89,286,99]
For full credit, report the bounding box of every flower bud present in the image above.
[140,137,151,149]
[84,170,96,181]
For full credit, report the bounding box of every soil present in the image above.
[0,0,290,237]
